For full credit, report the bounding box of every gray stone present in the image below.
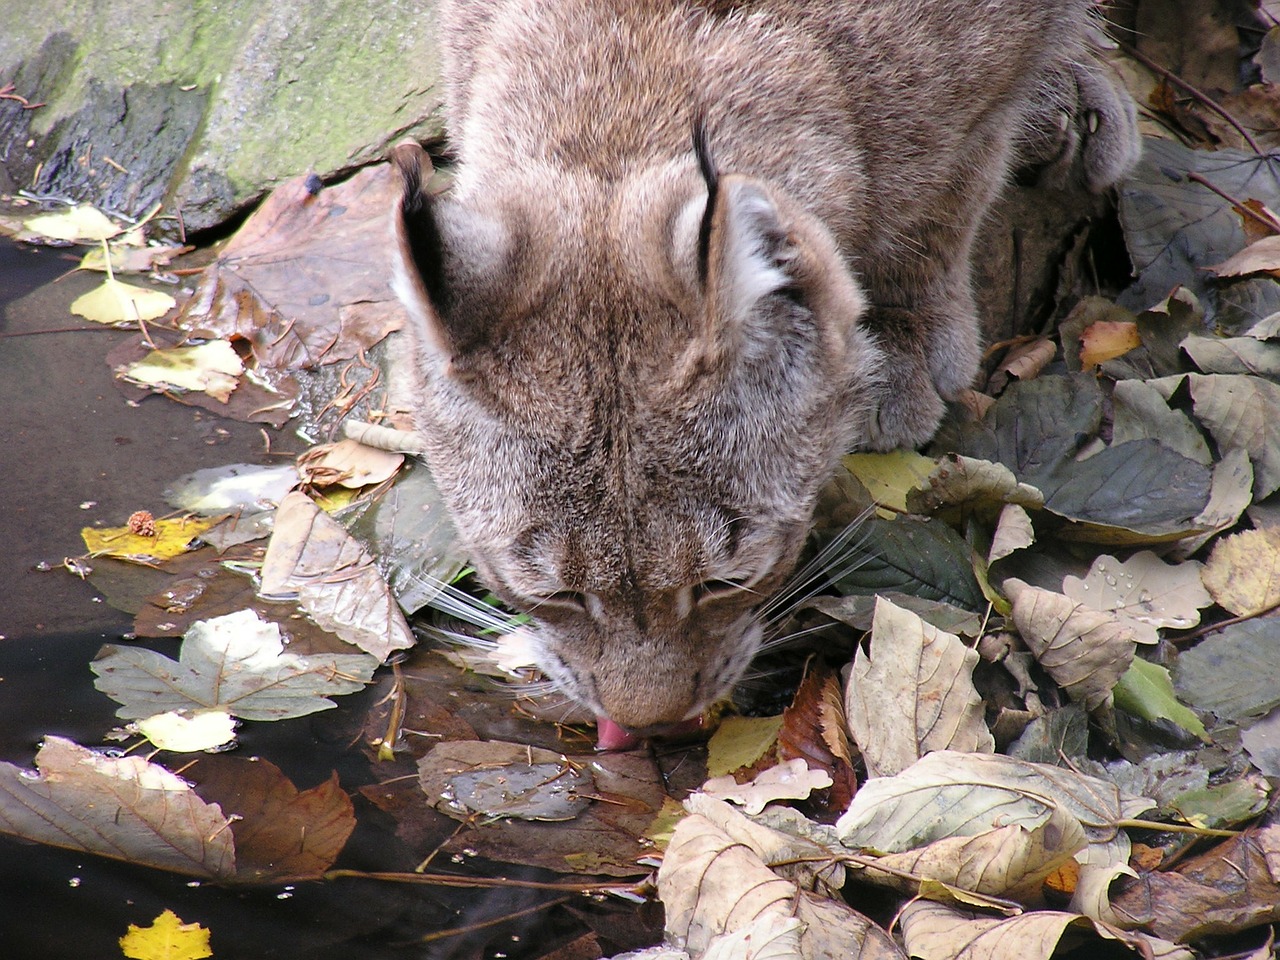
[0,1,444,231]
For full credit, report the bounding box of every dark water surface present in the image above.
[0,241,627,959]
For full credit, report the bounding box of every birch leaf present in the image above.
[1004,578,1137,710]
[25,204,122,242]
[1201,527,1280,616]
[846,597,993,778]
[120,340,244,402]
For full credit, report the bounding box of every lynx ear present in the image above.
[390,141,509,364]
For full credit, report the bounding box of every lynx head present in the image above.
[389,135,881,739]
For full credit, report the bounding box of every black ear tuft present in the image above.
[391,141,452,315]
[692,115,719,286]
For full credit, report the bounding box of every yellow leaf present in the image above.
[82,516,218,563]
[1202,527,1280,616]
[121,341,244,402]
[705,714,784,777]
[133,710,237,752]
[25,204,122,243]
[119,909,212,960]
[1079,320,1141,369]
[843,450,936,514]
[71,277,176,324]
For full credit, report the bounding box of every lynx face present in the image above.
[391,142,883,732]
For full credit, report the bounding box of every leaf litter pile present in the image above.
[9,5,1280,958]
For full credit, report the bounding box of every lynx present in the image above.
[390,0,1139,744]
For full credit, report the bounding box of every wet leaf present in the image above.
[119,909,212,960]
[79,243,190,275]
[1187,374,1280,498]
[176,166,407,371]
[900,900,1194,960]
[418,741,592,823]
[82,516,218,563]
[119,340,244,402]
[701,759,832,816]
[1168,777,1270,831]
[1061,552,1212,644]
[185,755,355,882]
[92,608,378,721]
[0,736,235,879]
[165,463,298,514]
[846,597,993,777]
[1004,578,1138,710]
[297,438,404,489]
[133,710,237,753]
[72,277,176,324]
[1201,527,1280,615]
[24,204,122,242]
[705,715,784,778]
[259,491,415,660]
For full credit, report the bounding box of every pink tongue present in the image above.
[595,716,643,751]
[594,714,709,751]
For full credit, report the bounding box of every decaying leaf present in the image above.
[0,736,235,879]
[701,759,832,816]
[1061,552,1212,644]
[91,608,378,721]
[259,491,415,659]
[1004,578,1137,710]
[296,438,404,489]
[705,714,785,778]
[899,900,1194,960]
[79,243,190,275]
[185,755,356,882]
[420,741,594,823]
[165,463,299,514]
[1201,527,1280,616]
[776,661,858,813]
[119,909,212,960]
[904,454,1044,517]
[845,597,993,777]
[119,340,244,402]
[988,503,1035,563]
[836,750,1152,923]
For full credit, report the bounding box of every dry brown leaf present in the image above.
[1003,578,1137,710]
[296,438,404,489]
[1208,233,1280,278]
[777,660,858,813]
[259,491,415,660]
[846,597,993,777]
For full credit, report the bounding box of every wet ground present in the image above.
[0,240,635,959]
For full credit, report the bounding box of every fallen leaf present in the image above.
[164,463,299,513]
[1004,578,1137,710]
[700,759,832,816]
[259,491,416,659]
[0,736,235,879]
[1175,618,1280,722]
[91,608,378,720]
[71,277,177,324]
[1079,320,1142,368]
[1201,527,1280,615]
[417,741,593,823]
[133,710,237,752]
[900,900,1194,960]
[845,597,993,777]
[1113,658,1209,741]
[24,204,122,242]
[82,516,218,563]
[79,243,190,274]
[904,454,1044,518]
[119,909,212,960]
[988,503,1035,563]
[1208,233,1280,277]
[120,340,244,402]
[1188,373,1280,497]
[185,755,356,882]
[297,438,404,489]
[843,449,938,514]
[705,715,784,778]
[1183,334,1280,377]
[1061,552,1212,644]
[776,661,857,814]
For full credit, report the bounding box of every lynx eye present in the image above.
[692,577,751,605]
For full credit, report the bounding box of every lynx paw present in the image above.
[1020,59,1140,192]
[862,361,947,452]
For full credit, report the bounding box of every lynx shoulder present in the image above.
[391,0,1139,739]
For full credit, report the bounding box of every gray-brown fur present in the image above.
[391,0,1138,732]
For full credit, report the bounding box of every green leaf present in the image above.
[1113,658,1208,741]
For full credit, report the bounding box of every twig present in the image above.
[1186,171,1280,235]
[413,895,572,945]
[1175,597,1280,645]
[324,868,644,896]
[1119,40,1263,154]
